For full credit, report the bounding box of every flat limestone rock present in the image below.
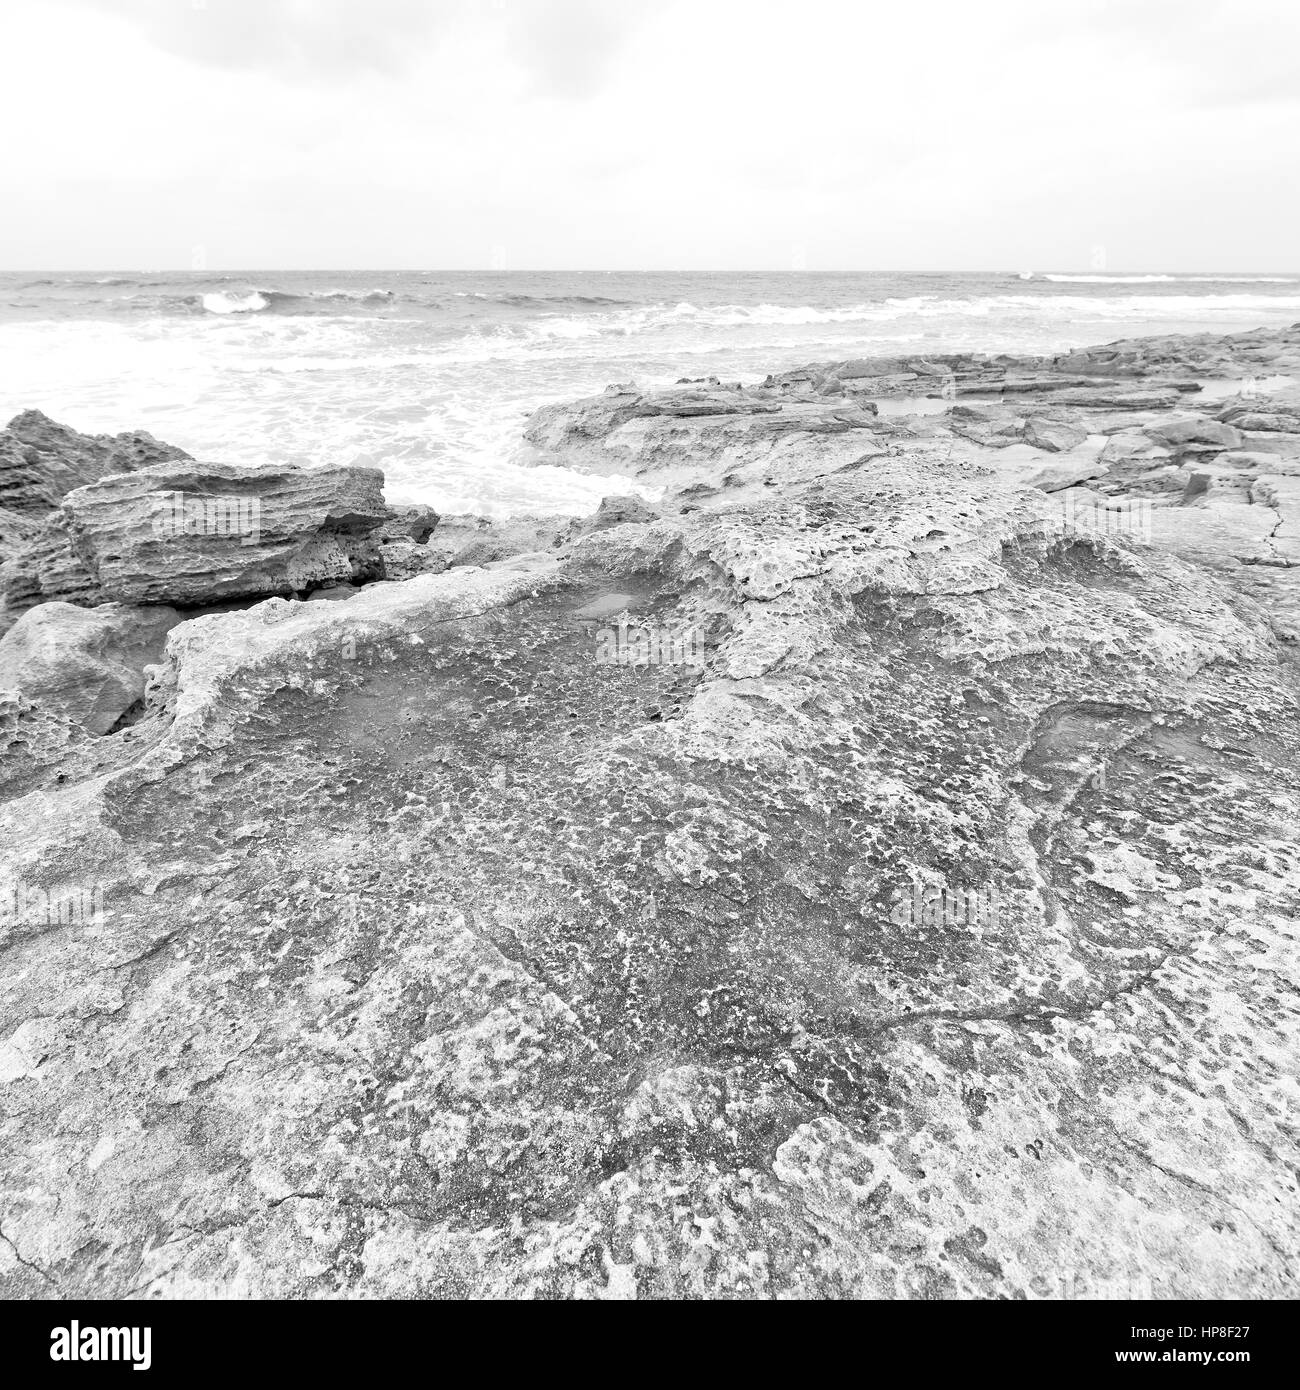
[1031,386,1184,410]
[1146,416,1246,450]
[3,327,1300,1302]
[0,441,1295,1300]
[1022,453,1108,493]
[1220,409,1300,433]
[945,406,1024,448]
[1022,417,1089,453]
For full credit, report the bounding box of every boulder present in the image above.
[379,503,440,543]
[1022,417,1089,453]
[1,460,389,611]
[1097,431,1173,468]
[580,493,661,531]
[0,409,191,519]
[0,601,181,734]
[1147,417,1246,450]
[372,505,443,582]
[1024,456,1108,492]
[377,539,445,583]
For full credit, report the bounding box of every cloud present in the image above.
[52,0,448,77]
[1025,0,1300,108]
[55,0,648,94]
[501,0,651,98]
[4,0,1298,269]
[63,0,479,82]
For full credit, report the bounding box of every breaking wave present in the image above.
[200,287,398,314]
[200,291,269,314]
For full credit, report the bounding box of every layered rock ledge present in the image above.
[0,325,1297,1300]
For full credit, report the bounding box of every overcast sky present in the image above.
[3,0,1296,271]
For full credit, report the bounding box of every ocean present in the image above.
[2,269,1297,516]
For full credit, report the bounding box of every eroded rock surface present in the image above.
[0,410,191,521]
[1,325,1298,1301]
[0,602,182,735]
[1,460,390,613]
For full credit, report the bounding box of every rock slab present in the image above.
[2,460,390,610]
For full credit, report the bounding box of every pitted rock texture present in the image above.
[0,383,1297,1299]
[523,325,1300,502]
[0,410,191,520]
[0,602,182,735]
[1,459,390,612]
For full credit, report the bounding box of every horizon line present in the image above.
[4,267,1300,277]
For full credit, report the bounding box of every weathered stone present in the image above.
[1022,417,1089,453]
[1098,431,1173,468]
[1024,456,1108,492]
[3,324,1300,1302]
[0,512,99,614]
[0,505,36,558]
[377,538,445,583]
[425,513,578,572]
[581,493,661,531]
[1055,323,1300,379]
[0,409,191,519]
[946,406,1024,449]
[2,459,389,610]
[1182,472,1213,503]
[1034,387,1184,410]
[0,601,181,734]
[379,504,440,543]
[1147,417,1245,450]
[1219,409,1300,433]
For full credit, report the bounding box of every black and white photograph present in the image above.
[0,0,1295,1351]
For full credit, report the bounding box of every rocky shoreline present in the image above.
[0,322,1297,1298]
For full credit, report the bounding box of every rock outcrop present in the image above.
[1146,417,1245,451]
[0,602,181,735]
[1022,417,1089,453]
[1,460,390,612]
[380,505,440,544]
[0,506,36,554]
[1,324,1298,1301]
[0,410,191,520]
